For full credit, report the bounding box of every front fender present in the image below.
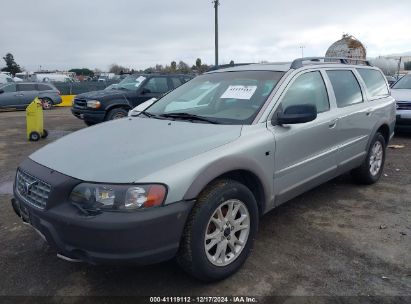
[183,155,272,213]
[105,97,132,111]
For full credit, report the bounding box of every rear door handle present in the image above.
[366,108,373,116]
[328,119,338,128]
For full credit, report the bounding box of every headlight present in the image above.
[87,100,101,109]
[69,183,166,212]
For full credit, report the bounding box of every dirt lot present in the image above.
[0,108,410,299]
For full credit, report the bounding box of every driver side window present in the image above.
[281,71,329,113]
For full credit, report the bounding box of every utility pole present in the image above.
[299,46,305,58]
[213,0,220,67]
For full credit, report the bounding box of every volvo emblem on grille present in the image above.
[23,181,37,195]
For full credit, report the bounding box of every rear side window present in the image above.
[281,71,330,113]
[357,69,389,97]
[326,70,363,108]
[17,84,36,91]
[37,84,52,91]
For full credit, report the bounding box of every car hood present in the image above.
[76,89,126,101]
[29,117,242,183]
[391,89,411,102]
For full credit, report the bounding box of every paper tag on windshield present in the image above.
[135,76,146,87]
[220,85,257,100]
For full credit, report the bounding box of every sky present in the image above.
[1,0,410,72]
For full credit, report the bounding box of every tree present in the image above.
[178,61,190,74]
[196,58,202,69]
[69,68,94,77]
[109,63,128,75]
[1,53,22,76]
[229,60,235,66]
[170,61,177,72]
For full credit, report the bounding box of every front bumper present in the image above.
[71,108,106,123]
[396,110,411,130]
[12,159,194,265]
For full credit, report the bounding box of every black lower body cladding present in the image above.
[71,108,106,124]
[12,158,194,265]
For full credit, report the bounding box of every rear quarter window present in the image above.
[357,68,389,98]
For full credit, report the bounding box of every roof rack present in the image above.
[290,57,372,69]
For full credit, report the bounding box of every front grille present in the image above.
[73,98,87,109]
[397,102,411,111]
[16,169,51,209]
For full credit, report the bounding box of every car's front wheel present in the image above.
[177,179,258,281]
[106,108,128,121]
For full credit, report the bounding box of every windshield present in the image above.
[146,71,284,124]
[392,74,411,89]
[115,75,147,90]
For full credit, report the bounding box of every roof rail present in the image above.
[290,57,372,69]
[207,63,254,72]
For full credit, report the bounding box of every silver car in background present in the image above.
[390,72,411,130]
[12,57,395,281]
[0,82,61,110]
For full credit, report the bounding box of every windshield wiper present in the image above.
[139,111,165,120]
[159,112,219,124]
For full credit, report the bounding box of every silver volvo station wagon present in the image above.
[12,57,396,281]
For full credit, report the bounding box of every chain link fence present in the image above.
[52,81,119,95]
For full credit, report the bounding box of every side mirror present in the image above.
[0,89,4,94]
[140,88,151,95]
[276,104,317,125]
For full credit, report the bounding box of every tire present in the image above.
[106,108,128,121]
[84,120,97,126]
[40,98,53,110]
[29,131,40,142]
[41,129,48,139]
[352,132,386,184]
[177,179,258,281]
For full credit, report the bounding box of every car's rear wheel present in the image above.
[177,179,258,281]
[352,132,386,184]
[106,108,128,121]
[40,98,53,110]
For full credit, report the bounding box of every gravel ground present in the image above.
[0,108,410,300]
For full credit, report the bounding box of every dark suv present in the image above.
[71,74,193,125]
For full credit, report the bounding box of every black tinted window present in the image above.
[37,84,52,91]
[281,71,330,113]
[143,77,169,93]
[357,69,389,97]
[17,84,37,91]
[327,70,363,107]
[2,84,17,92]
[171,77,183,88]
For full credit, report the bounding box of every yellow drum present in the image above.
[26,98,48,141]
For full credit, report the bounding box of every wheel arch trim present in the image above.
[182,156,270,215]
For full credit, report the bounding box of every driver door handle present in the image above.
[328,119,338,129]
